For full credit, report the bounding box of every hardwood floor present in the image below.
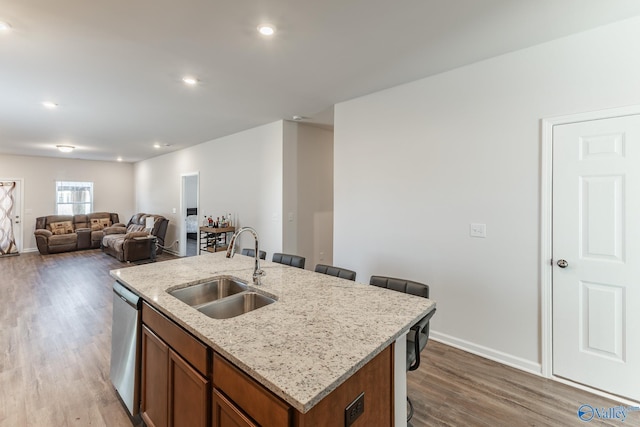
[1,250,637,426]
[408,341,637,426]
[0,250,176,427]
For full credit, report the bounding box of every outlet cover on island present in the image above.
[470,223,487,238]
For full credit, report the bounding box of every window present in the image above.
[55,181,93,215]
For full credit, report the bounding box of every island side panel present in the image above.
[293,344,394,427]
[394,334,407,426]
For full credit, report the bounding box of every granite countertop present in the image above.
[110,252,436,413]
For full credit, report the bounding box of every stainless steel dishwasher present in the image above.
[110,281,142,417]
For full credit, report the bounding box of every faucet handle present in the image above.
[253,269,266,284]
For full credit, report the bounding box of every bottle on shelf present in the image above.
[208,216,213,227]
[202,216,207,226]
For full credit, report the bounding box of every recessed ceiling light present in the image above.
[154,143,161,149]
[257,24,276,36]
[42,101,58,109]
[182,76,198,86]
[292,115,303,121]
[117,156,123,162]
[56,145,75,153]
[0,21,11,32]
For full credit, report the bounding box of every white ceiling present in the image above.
[2,0,640,163]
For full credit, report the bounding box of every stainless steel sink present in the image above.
[169,277,248,308]
[168,277,275,318]
[197,292,275,319]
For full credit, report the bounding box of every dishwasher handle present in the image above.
[113,281,141,309]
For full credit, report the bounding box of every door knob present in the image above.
[557,259,568,268]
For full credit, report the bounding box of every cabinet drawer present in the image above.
[213,354,290,427]
[142,301,210,376]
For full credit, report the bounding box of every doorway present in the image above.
[0,179,23,256]
[180,173,199,257]
[541,107,640,403]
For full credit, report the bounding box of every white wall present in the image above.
[134,121,284,256]
[282,121,298,255]
[0,154,134,252]
[282,122,334,269]
[296,124,334,270]
[184,175,198,209]
[334,16,640,372]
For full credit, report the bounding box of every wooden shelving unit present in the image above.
[199,226,235,255]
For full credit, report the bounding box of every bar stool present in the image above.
[370,275,435,424]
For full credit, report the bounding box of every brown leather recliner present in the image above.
[34,212,120,254]
[101,213,169,262]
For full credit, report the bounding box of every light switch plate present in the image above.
[470,223,487,238]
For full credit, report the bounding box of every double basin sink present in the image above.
[169,276,275,319]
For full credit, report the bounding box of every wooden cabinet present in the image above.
[141,302,211,427]
[212,348,392,427]
[213,354,291,427]
[140,301,393,427]
[141,326,168,427]
[213,389,258,427]
[169,350,209,427]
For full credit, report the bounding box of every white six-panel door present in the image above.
[552,115,640,401]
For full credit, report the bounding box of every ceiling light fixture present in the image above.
[153,143,161,149]
[257,24,276,36]
[182,76,198,86]
[292,115,303,121]
[0,21,11,32]
[117,156,123,162]
[56,145,75,153]
[42,101,58,109]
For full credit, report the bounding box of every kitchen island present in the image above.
[111,252,435,426]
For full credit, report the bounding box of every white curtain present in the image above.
[0,181,18,255]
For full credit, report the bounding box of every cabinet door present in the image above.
[213,389,258,427]
[141,326,169,427]
[169,349,210,427]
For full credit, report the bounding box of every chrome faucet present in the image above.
[226,226,265,284]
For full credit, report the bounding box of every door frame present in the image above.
[179,172,199,257]
[0,178,24,253]
[540,105,640,387]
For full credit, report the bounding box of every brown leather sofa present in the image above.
[34,212,120,254]
[101,213,169,262]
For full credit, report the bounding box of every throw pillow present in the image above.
[62,221,74,234]
[127,224,145,233]
[50,221,73,235]
[91,218,112,230]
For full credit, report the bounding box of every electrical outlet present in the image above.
[345,392,365,426]
[469,223,487,238]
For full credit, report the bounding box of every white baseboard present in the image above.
[430,330,542,376]
[21,247,38,253]
[551,376,640,407]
